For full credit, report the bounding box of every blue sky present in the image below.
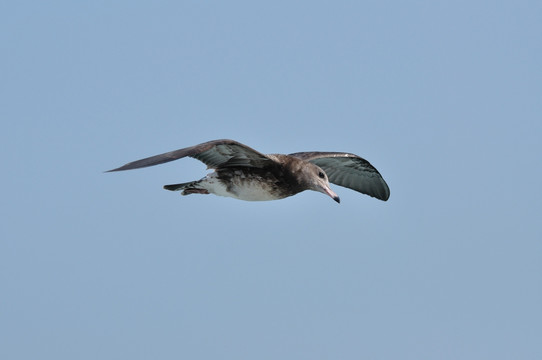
[2,1,541,359]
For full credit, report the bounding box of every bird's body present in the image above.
[170,168,293,201]
[164,154,320,201]
[107,139,390,203]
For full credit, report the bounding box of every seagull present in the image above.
[107,139,390,203]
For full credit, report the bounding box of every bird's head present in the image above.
[303,163,340,204]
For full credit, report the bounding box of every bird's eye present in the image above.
[318,171,325,179]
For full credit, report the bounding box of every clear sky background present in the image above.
[2,1,541,359]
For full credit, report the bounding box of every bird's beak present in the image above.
[321,186,340,204]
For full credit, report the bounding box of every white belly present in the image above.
[201,172,283,201]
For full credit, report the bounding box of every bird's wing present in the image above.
[289,152,390,201]
[107,139,273,172]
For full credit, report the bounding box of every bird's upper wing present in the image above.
[289,152,390,201]
[107,139,273,172]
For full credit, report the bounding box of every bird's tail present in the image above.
[163,180,209,195]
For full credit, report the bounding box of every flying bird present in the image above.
[107,139,390,203]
